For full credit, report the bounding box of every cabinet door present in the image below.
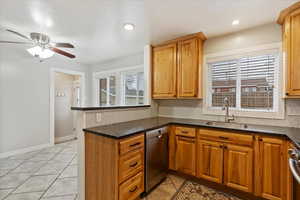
[224,144,253,193]
[152,43,177,98]
[197,140,223,184]
[259,137,287,200]
[175,136,196,176]
[286,9,300,96]
[177,38,201,98]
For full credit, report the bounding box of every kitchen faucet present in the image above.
[222,97,235,123]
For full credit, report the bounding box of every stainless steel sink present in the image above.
[204,121,248,130]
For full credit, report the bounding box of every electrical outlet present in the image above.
[96,113,101,122]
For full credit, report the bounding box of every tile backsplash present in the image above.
[157,99,300,128]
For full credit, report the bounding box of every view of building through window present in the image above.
[210,54,276,110]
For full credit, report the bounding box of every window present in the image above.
[123,72,144,105]
[207,47,280,115]
[94,66,145,106]
[99,75,117,106]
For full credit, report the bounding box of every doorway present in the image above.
[50,68,85,145]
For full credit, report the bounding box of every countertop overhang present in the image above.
[71,105,151,111]
[83,117,300,149]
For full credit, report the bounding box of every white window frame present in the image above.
[120,68,144,105]
[203,43,285,119]
[97,74,118,106]
[93,65,144,106]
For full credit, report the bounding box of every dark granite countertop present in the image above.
[83,117,300,149]
[71,105,151,111]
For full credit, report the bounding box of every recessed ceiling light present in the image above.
[232,20,240,26]
[123,23,135,31]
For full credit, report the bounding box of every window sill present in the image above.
[202,106,285,120]
[71,105,151,111]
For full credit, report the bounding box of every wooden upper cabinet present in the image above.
[197,140,223,184]
[278,2,300,97]
[175,136,196,176]
[151,32,206,99]
[223,144,253,193]
[258,137,287,200]
[178,38,202,98]
[152,43,177,98]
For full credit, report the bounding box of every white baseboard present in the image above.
[55,134,76,143]
[0,143,53,159]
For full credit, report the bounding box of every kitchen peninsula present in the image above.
[72,103,300,200]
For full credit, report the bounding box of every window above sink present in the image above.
[203,43,285,119]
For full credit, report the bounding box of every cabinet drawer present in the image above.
[119,134,144,155]
[119,172,144,200]
[119,149,144,184]
[175,126,196,137]
[198,129,253,146]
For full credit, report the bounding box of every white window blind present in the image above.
[210,53,277,111]
[211,60,237,107]
[240,55,275,109]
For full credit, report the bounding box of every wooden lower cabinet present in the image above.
[85,133,144,200]
[258,137,287,200]
[224,144,253,193]
[175,136,196,176]
[197,140,223,184]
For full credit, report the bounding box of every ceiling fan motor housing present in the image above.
[30,32,50,45]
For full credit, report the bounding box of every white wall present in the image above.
[157,23,300,128]
[0,47,89,156]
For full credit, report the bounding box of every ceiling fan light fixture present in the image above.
[123,23,135,31]
[27,46,54,59]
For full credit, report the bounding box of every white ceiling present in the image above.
[0,0,298,65]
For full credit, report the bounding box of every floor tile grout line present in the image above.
[170,180,188,200]
[38,146,77,200]
[3,158,53,199]
[1,142,71,200]
[1,140,77,200]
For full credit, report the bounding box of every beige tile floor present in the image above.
[0,140,78,200]
[142,175,186,200]
[0,140,238,200]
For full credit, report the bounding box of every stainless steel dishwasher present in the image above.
[144,127,168,195]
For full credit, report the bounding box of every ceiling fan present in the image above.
[0,28,76,59]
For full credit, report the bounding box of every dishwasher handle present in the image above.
[289,158,300,184]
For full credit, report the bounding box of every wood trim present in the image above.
[85,133,119,200]
[277,1,300,25]
[168,126,177,170]
[198,38,204,98]
[254,135,262,196]
[152,32,206,47]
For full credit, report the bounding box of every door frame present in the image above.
[49,68,86,145]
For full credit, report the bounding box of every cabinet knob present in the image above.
[286,92,289,96]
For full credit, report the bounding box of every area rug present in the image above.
[173,181,242,200]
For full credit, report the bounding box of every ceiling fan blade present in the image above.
[6,29,31,40]
[0,40,33,44]
[49,47,76,59]
[52,42,74,48]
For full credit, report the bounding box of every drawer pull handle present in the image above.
[181,131,189,134]
[129,186,138,193]
[219,136,229,140]
[129,142,141,147]
[129,162,138,168]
